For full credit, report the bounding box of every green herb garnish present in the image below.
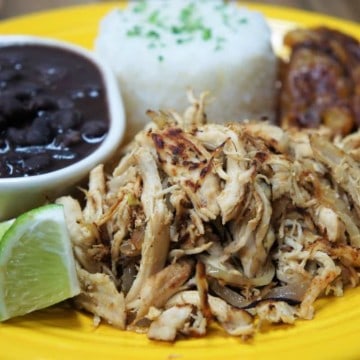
[124,0,245,59]
[127,25,142,37]
[148,10,160,24]
[202,28,212,40]
[146,30,160,40]
[176,37,193,44]
[133,0,147,13]
[180,2,196,23]
[171,26,182,34]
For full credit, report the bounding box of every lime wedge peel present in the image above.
[0,219,15,240]
[0,204,80,322]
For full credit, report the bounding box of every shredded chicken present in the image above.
[74,266,126,329]
[60,93,360,341]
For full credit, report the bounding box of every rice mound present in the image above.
[95,0,278,140]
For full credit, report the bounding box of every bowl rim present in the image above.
[0,34,126,189]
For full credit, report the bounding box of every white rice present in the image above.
[95,0,278,140]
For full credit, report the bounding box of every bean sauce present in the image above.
[0,44,109,178]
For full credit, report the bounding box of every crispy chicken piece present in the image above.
[256,300,298,325]
[56,196,100,273]
[166,290,254,338]
[315,206,345,242]
[147,305,194,341]
[279,27,360,135]
[223,176,274,278]
[129,260,193,322]
[75,266,126,329]
[144,124,221,221]
[299,251,341,319]
[194,124,251,223]
[82,164,106,224]
[125,147,172,303]
[311,134,360,209]
[338,130,360,161]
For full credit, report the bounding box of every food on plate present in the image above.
[57,93,360,341]
[278,26,360,136]
[0,43,110,178]
[95,0,277,141]
[2,0,360,344]
[0,204,79,321]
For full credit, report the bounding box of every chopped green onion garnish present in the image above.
[127,25,142,37]
[202,28,212,40]
[133,0,147,13]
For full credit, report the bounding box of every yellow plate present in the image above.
[0,2,360,360]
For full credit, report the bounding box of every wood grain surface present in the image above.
[0,0,359,22]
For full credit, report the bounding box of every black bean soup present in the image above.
[0,44,109,178]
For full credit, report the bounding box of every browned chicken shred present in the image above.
[57,90,360,341]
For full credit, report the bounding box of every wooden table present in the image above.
[0,0,359,22]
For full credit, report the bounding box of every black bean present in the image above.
[25,117,51,145]
[9,166,23,177]
[0,140,10,159]
[81,120,108,139]
[0,159,13,177]
[23,153,52,175]
[50,109,82,132]
[6,127,27,146]
[0,69,22,83]
[2,153,24,176]
[56,97,74,110]
[38,64,67,83]
[0,57,10,67]
[28,95,59,112]
[12,168,24,177]
[11,81,42,100]
[0,113,7,129]
[0,164,7,177]
[0,94,27,120]
[57,129,81,147]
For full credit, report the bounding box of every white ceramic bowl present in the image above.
[0,35,126,220]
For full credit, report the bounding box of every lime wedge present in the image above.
[0,219,15,240]
[0,204,80,321]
